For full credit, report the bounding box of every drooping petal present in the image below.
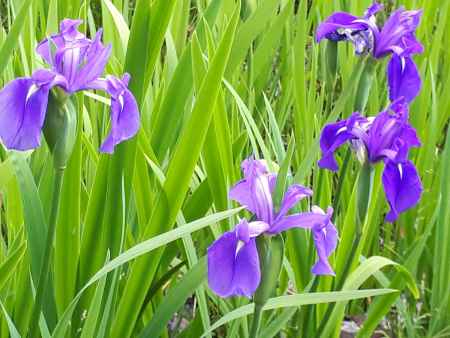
[311,222,338,275]
[387,54,421,103]
[232,238,260,297]
[316,12,368,42]
[91,74,139,153]
[0,73,55,150]
[382,160,423,222]
[374,8,423,58]
[310,207,337,275]
[318,113,366,171]
[275,184,313,220]
[207,231,240,297]
[207,225,261,298]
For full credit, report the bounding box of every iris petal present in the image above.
[276,184,313,220]
[387,55,421,103]
[98,74,140,154]
[382,160,423,222]
[316,12,368,42]
[318,113,366,171]
[374,8,423,58]
[229,158,274,223]
[207,228,261,298]
[0,76,53,150]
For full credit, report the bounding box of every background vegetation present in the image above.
[0,0,449,337]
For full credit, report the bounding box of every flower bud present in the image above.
[253,234,284,307]
[43,88,77,169]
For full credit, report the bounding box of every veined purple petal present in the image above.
[207,225,261,298]
[59,19,85,39]
[229,179,256,213]
[36,19,84,67]
[366,102,420,163]
[229,158,274,223]
[95,74,139,154]
[36,19,111,93]
[387,54,421,103]
[0,71,58,150]
[382,160,423,222]
[275,184,313,220]
[241,157,269,175]
[72,30,112,91]
[374,8,423,58]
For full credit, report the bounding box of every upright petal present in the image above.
[207,226,261,298]
[364,2,384,18]
[366,103,420,163]
[36,19,85,67]
[36,19,111,93]
[275,184,313,220]
[0,76,53,150]
[374,8,423,58]
[59,19,85,39]
[229,179,256,213]
[382,160,423,222]
[387,55,421,103]
[229,158,274,223]
[93,74,139,154]
[72,30,112,91]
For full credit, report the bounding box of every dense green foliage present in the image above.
[0,0,449,337]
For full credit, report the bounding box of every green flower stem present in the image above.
[332,148,352,215]
[326,40,338,92]
[28,91,76,337]
[354,57,376,112]
[249,304,264,338]
[28,167,65,338]
[317,163,374,336]
[250,235,284,337]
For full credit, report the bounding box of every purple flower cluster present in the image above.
[0,19,139,154]
[207,158,337,298]
[318,99,422,222]
[316,3,423,222]
[317,2,423,103]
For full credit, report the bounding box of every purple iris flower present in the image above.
[0,19,139,153]
[207,158,338,298]
[316,3,423,103]
[318,99,423,222]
